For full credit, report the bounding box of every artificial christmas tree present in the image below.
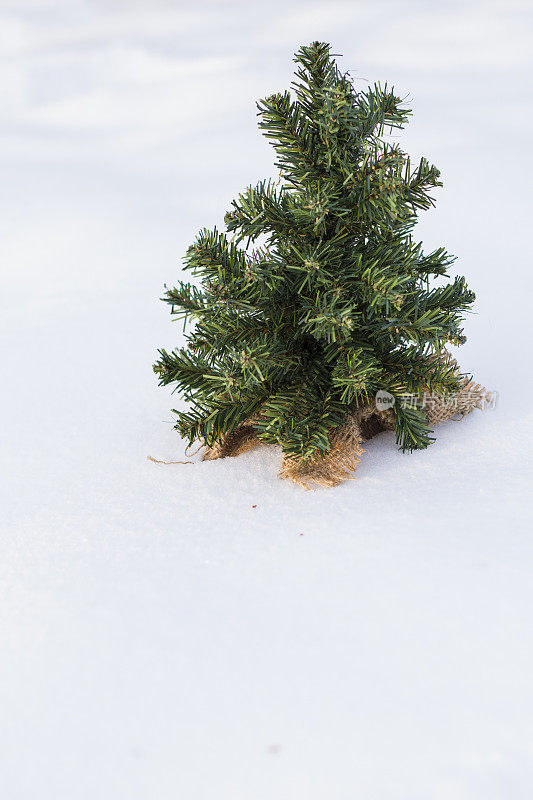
[154,41,486,488]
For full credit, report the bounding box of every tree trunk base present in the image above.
[201,374,487,488]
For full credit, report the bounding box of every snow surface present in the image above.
[1,1,533,798]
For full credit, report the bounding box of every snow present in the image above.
[1,1,532,797]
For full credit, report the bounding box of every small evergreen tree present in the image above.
[154,41,477,475]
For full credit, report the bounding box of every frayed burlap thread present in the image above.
[199,373,487,488]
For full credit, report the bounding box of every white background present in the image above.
[1,1,532,797]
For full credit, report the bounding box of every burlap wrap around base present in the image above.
[201,374,487,489]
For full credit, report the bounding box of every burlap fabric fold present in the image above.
[201,373,487,489]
